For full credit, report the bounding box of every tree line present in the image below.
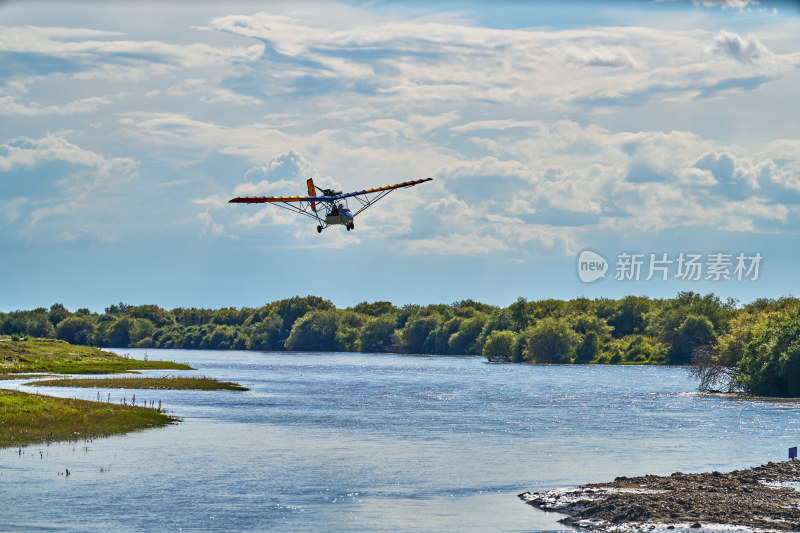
[2,292,798,396]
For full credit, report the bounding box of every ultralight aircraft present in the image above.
[229,177,432,233]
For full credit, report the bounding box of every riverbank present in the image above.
[0,389,177,448]
[520,460,800,531]
[25,375,249,391]
[0,336,192,374]
[0,338,252,448]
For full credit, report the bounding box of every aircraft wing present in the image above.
[228,177,432,204]
[336,177,433,200]
[228,194,332,204]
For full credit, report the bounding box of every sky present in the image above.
[1,0,799,312]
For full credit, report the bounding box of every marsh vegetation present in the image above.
[0,336,191,374]
[0,338,248,448]
[0,389,177,448]
[26,375,249,391]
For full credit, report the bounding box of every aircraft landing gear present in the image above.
[317,225,322,233]
[347,223,355,231]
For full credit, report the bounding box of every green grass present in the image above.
[26,375,249,391]
[0,389,178,448]
[0,373,57,380]
[0,336,192,374]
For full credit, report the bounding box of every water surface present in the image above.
[2,350,799,531]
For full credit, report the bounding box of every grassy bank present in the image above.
[0,373,56,380]
[0,337,197,448]
[0,389,177,448]
[26,376,249,391]
[0,336,192,374]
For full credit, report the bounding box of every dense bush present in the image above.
[647,292,735,364]
[482,330,516,362]
[284,310,340,352]
[737,314,800,397]
[524,317,580,364]
[55,316,95,345]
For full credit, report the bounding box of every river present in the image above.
[2,349,799,532]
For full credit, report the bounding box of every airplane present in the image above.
[229,177,433,233]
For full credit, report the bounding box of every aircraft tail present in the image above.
[306,178,317,212]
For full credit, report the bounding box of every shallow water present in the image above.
[2,350,799,532]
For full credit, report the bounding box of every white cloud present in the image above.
[419,121,800,257]
[199,12,799,111]
[408,112,459,134]
[2,5,797,262]
[712,30,773,65]
[692,0,758,8]
[0,134,139,243]
[30,200,79,227]
[565,46,638,68]
[0,91,114,116]
[165,79,262,106]
[0,25,262,68]
[193,195,229,209]
[451,120,545,133]
[233,179,297,198]
[198,205,224,237]
[0,134,137,181]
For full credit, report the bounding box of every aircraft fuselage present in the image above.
[325,204,354,226]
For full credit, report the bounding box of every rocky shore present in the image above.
[519,460,800,532]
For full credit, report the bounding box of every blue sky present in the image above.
[1,0,799,312]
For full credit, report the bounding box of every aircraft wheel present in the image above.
[346,225,351,231]
[317,225,322,233]
[348,223,355,230]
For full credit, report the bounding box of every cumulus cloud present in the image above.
[403,120,800,258]
[0,134,140,243]
[198,12,800,111]
[3,10,796,135]
[3,5,798,260]
[694,151,758,190]
[0,134,137,180]
[712,30,773,65]
[237,152,321,196]
[196,151,361,246]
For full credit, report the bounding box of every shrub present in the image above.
[574,331,599,363]
[284,310,339,351]
[483,330,516,362]
[359,315,397,353]
[55,316,95,346]
[668,315,715,365]
[738,314,800,397]
[524,317,580,363]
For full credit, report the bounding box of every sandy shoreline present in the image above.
[519,461,800,532]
